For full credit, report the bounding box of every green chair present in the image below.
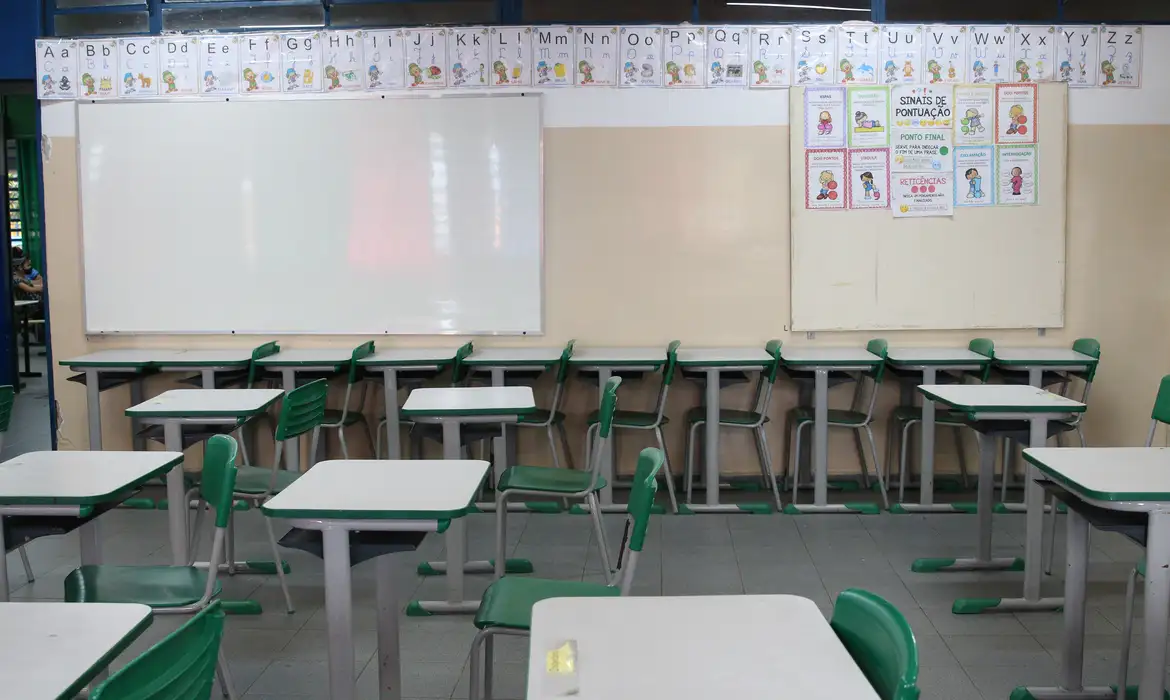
[1115,374,1170,693]
[683,340,784,511]
[585,340,680,514]
[0,384,34,584]
[469,447,663,700]
[318,341,375,459]
[201,379,328,614]
[90,600,227,700]
[65,435,241,699]
[787,339,891,509]
[885,338,995,500]
[831,589,920,700]
[378,341,474,458]
[515,340,576,470]
[494,376,621,579]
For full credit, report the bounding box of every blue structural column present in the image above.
[870,0,885,23]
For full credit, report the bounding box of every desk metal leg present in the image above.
[375,554,402,700]
[686,369,753,514]
[280,369,300,472]
[1139,510,1170,700]
[78,519,101,566]
[322,526,356,700]
[913,432,1024,575]
[0,522,9,601]
[382,369,401,460]
[488,369,514,487]
[896,367,971,514]
[164,421,189,565]
[1012,509,1114,699]
[597,367,615,507]
[787,369,866,514]
[86,370,103,451]
[130,379,145,452]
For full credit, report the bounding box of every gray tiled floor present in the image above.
[7,496,1165,700]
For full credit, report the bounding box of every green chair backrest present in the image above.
[91,601,226,700]
[764,339,783,383]
[968,338,994,383]
[451,341,475,386]
[554,339,576,385]
[612,447,663,594]
[274,379,328,441]
[0,385,14,433]
[596,376,621,439]
[246,342,280,388]
[866,338,889,383]
[1072,337,1101,383]
[830,589,920,700]
[1147,375,1170,447]
[662,340,681,386]
[200,435,240,529]
[347,341,376,385]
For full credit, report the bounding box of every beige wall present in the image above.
[40,123,1170,480]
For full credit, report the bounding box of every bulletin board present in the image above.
[788,83,1068,331]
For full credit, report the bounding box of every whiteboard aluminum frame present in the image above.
[75,91,545,337]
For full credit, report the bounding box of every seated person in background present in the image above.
[12,255,43,301]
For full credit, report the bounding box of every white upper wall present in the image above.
[42,25,1170,135]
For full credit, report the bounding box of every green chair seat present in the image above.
[233,466,301,495]
[517,409,566,425]
[791,407,868,426]
[498,465,605,494]
[474,576,619,631]
[65,565,221,608]
[890,406,970,424]
[586,409,667,428]
[684,406,768,425]
[322,408,366,426]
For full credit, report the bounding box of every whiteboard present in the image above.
[789,83,1067,331]
[77,95,542,334]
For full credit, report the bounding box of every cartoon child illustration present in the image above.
[754,60,770,85]
[408,63,424,87]
[1005,104,1025,135]
[684,64,696,82]
[1101,59,1116,86]
[204,70,218,90]
[817,170,835,201]
[666,61,682,85]
[965,168,984,199]
[927,59,942,83]
[578,60,594,84]
[884,60,898,83]
[286,68,299,90]
[161,70,177,93]
[854,111,881,130]
[536,60,551,84]
[243,67,259,92]
[710,61,724,84]
[123,72,136,91]
[1010,166,1024,196]
[859,171,880,200]
[492,60,509,85]
[1059,60,1073,81]
[972,60,986,83]
[794,59,809,84]
[368,64,382,88]
[963,107,985,133]
[817,111,833,136]
[1015,59,1031,82]
[451,62,467,86]
[326,65,341,90]
[41,75,54,95]
[903,60,914,79]
[81,73,96,96]
[839,58,854,83]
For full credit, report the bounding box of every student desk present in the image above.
[780,347,884,513]
[1,602,152,700]
[60,348,258,451]
[0,450,182,600]
[885,347,991,513]
[912,385,1084,614]
[527,595,879,700]
[256,348,354,471]
[400,386,535,613]
[462,348,561,484]
[357,347,459,460]
[262,459,488,700]
[1016,447,1170,700]
[567,347,665,511]
[994,347,1098,388]
[677,348,775,514]
[126,389,282,566]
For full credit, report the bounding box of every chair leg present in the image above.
[1000,439,1011,503]
[494,489,510,580]
[653,426,680,514]
[684,421,702,505]
[545,425,562,469]
[375,419,385,459]
[751,425,769,489]
[236,427,252,467]
[216,647,238,699]
[852,429,870,489]
[337,427,350,460]
[756,426,783,513]
[188,498,207,566]
[791,422,808,503]
[899,421,915,503]
[781,415,795,492]
[360,420,376,459]
[863,426,889,510]
[883,417,897,490]
[469,627,488,700]
[483,631,495,700]
[226,515,238,576]
[1076,426,1087,448]
[1117,565,1139,700]
[17,546,33,582]
[555,422,575,471]
[1044,494,1058,575]
[587,492,613,579]
[952,427,970,490]
[264,514,294,614]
